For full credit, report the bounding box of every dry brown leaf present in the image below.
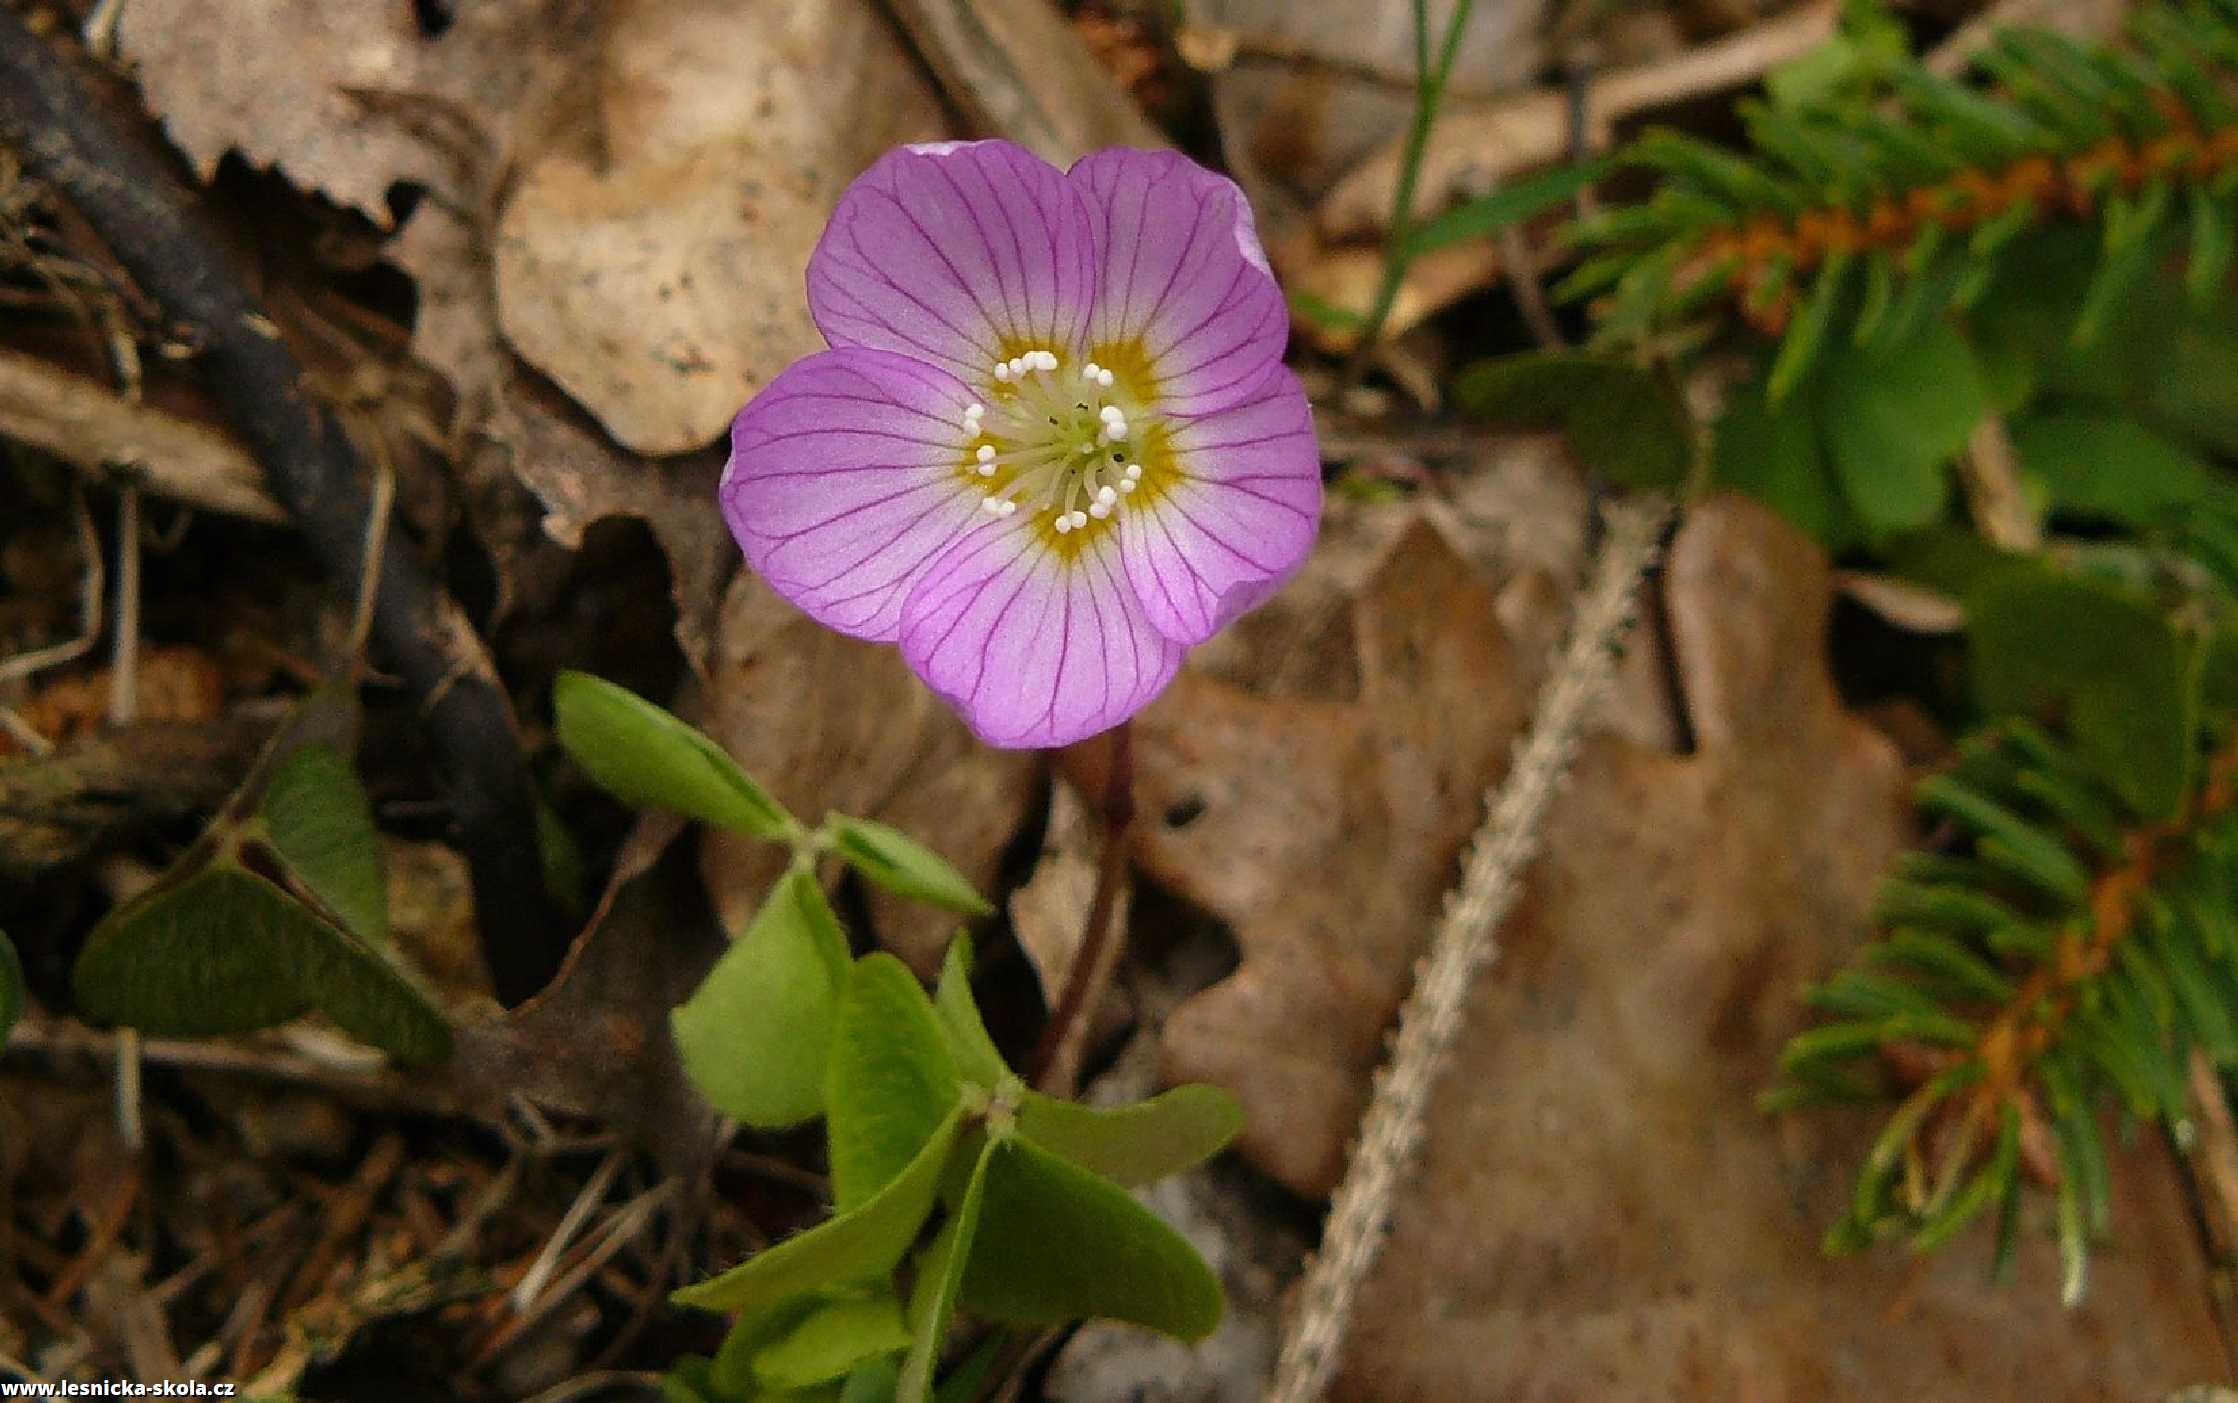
[119,0,600,225]
[491,0,948,453]
[698,572,1039,974]
[1110,513,1534,1195]
[1332,498,2223,1397]
[1120,489,2218,1395]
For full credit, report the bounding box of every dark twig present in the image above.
[0,14,565,1002]
[1030,722,1135,1096]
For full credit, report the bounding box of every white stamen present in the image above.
[1124,463,1143,481]
[993,362,1011,382]
[977,463,997,477]
[1119,478,1138,494]
[1096,368,1115,387]
[1055,514,1073,534]
[1090,500,1113,519]
[976,445,996,463]
[1096,485,1117,505]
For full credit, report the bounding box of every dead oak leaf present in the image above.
[1335,497,2224,1398]
[119,0,600,224]
[1137,513,1533,1196]
[491,0,949,453]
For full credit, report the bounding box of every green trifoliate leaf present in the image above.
[553,669,794,840]
[1453,353,1691,491]
[1818,320,1982,540]
[825,816,991,916]
[2009,411,2215,529]
[672,867,852,1129]
[840,1357,903,1403]
[1712,381,1843,545]
[1966,565,2194,821]
[1014,1085,1243,1187]
[900,1136,995,1403]
[0,929,21,1044]
[753,1293,911,1391]
[73,862,450,1064]
[960,1137,1224,1342]
[826,954,962,1212]
[933,937,1008,1088]
[255,742,387,944]
[713,1296,823,1399]
[673,1104,964,1314]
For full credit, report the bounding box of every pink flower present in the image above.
[720,141,1321,749]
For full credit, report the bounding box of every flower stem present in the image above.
[1030,721,1136,1096]
[1341,0,1477,383]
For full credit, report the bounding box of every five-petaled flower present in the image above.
[720,140,1321,749]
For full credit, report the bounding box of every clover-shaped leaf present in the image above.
[752,1292,910,1391]
[673,867,853,1129]
[826,954,962,1210]
[1454,353,1692,491]
[258,741,388,944]
[554,669,795,840]
[959,1135,1224,1341]
[1014,1084,1243,1188]
[673,1104,964,1314]
[827,815,992,917]
[73,862,450,1064]
[1967,564,2194,820]
[932,936,1007,1088]
[70,688,448,1064]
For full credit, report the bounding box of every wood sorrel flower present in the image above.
[720,140,1320,749]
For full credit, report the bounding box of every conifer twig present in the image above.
[1265,495,1670,1403]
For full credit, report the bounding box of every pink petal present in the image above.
[899,520,1185,749]
[721,348,985,642]
[1069,148,1288,417]
[809,141,1097,384]
[1118,365,1321,645]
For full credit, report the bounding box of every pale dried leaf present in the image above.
[491,0,948,453]
[119,0,600,224]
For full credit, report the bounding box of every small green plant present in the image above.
[69,685,450,1063]
[552,671,1243,1403]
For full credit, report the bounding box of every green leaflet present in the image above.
[1965,566,2196,821]
[672,867,853,1129]
[1014,1085,1244,1188]
[825,955,962,1212]
[72,863,449,1064]
[1452,353,1692,491]
[256,743,387,945]
[1711,380,1842,544]
[932,937,1008,1089]
[1817,319,1982,539]
[959,1136,1224,1342]
[826,815,991,917]
[753,1294,911,1391]
[2007,412,2216,531]
[672,1105,962,1314]
[553,669,795,840]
